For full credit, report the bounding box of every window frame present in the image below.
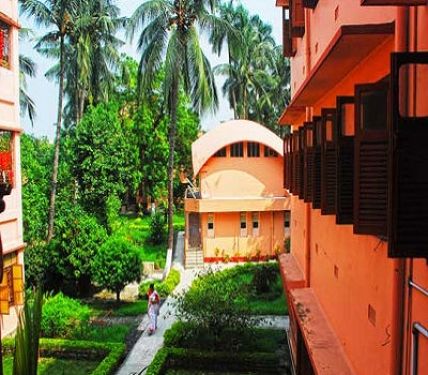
[252,212,260,237]
[240,212,247,237]
[247,142,260,158]
[230,142,244,158]
[0,21,11,70]
[214,147,227,157]
[207,213,215,238]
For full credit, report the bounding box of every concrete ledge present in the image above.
[278,253,306,291]
[290,288,357,375]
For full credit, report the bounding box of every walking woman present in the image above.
[147,283,160,334]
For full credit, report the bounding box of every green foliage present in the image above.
[72,102,139,222]
[106,195,122,233]
[41,293,91,338]
[252,264,279,294]
[149,211,167,245]
[92,237,141,301]
[13,289,44,375]
[139,269,181,299]
[4,339,125,375]
[70,324,133,344]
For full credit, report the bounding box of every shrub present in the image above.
[252,263,279,294]
[174,268,259,341]
[148,211,166,245]
[3,338,125,375]
[41,293,91,338]
[92,236,141,301]
[139,269,181,299]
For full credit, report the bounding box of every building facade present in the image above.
[184,120,290,267]
[275,1,428,374]
[0,0,25,337]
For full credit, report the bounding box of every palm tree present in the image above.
[128,0,227,251]
[20,0,80,241]
[19,29,37,126]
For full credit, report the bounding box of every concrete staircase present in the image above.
[185,248,204,269]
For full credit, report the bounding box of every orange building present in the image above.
[184,120,291,267]
[0,1,25,337]
[275,1,428,375]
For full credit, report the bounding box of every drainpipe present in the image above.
[412,323,428,375]
[390,7,409,375]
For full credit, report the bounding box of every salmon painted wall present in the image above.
[200,211,286,258]
[286,2,428,374]
[199,143,285,198]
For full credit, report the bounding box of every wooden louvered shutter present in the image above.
[291,132,299,194]
[388,52,428,258]
[336,96,355,225]
[290,0,305,38]
[303,122,314,203]
[284,134,293,190]
[354,81,389,236]
[282,8,295,58]
[303,0,319,8]
[321,109,337,215]
[297,128,305,198]
[312,117,322,209]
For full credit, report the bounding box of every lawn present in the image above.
[190,263,288,316]
[88,299,148,317]
[3,357,99,375]
[112,211,185,269]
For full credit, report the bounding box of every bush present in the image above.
[3,338,125,375]
[92,236,141,301]
[139,269,181,299]
[252,263,279,294]
[148,211,166,245]
[174,268,259,341]
[41,293,91,338]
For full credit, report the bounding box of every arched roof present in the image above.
[192,119,283,176]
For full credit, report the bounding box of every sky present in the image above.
[20,0,282,141]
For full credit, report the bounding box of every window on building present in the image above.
[230,142,244,157]
[0,131,13,188]
[252,212,260,236]
[264,146,278,157]
[285,211,291,228]
[207,214,214,238]
[240,212,247,237]
[0,21,10,69]
[247,142,260,157]
[214,147,227,157]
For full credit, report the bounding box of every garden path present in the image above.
[115,268,198,375]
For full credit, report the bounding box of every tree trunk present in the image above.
[116,289,121,302]
[47,34,65,242]
[167,81,179,252]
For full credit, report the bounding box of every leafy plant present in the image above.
[92,236,141,301]
[252,264,279,294]
[13,289,44,375]
[149,211,166,245]
[41,293,91,338]
[139,269,181,299]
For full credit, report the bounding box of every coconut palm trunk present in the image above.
[47,34,65,242]
[167,80,179,251]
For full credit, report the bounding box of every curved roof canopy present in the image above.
[192,119,284,176]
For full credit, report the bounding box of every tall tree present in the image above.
[20,0,79,241]
[128,0,226,251]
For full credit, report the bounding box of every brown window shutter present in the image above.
[282,9,295,58]
[354,81,389,236]
[291,132,299,195]
[290,0,305,38]
[284,134,293,190]
[336,96,355,225]
[388,52,428,258]
[12,265,23,306]
[303,122,314,203]
[297,128,305,198]
[312,116,322,209]
[302,0,319,8]
[291,130,303,197]
[321,109,337,215]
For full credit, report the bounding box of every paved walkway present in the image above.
[115,269,197,375]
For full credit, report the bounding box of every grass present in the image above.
[3,357,99,375]
[88,300,148,317]
[70,323,134,343]
[111,211,185,269]
[191,263,288,316]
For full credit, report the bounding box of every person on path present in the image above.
[147,283,160,334]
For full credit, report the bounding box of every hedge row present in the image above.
[146,347,280,375]
[2,338,125,375]
[139,268,181,299]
